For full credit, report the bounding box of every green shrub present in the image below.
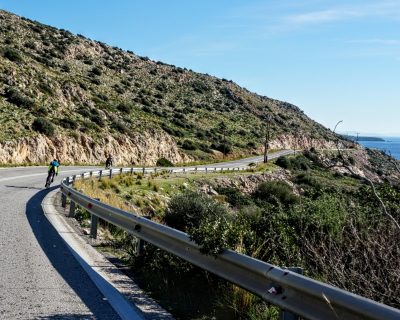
[61,64,70,72]
[90,113,105,126]
[182,139,197,150]
[32,117,55,136]
[294,173,321,189]
[91,66,102,76]
[3,47,23,63]
[216,187,252,207]
[165,191,234,255]
[4,88,35,109]
[191,80,209,94]
[116,103,132,113]
[247,141,256,148]
[253,181,298,206]
[111,120,128,133]
[212,142,232,155]
[156,158,174,167]
[289,194,347,237]
[33,106,49,116]
[75,207,91,222]
[24,41,37,50]
[276,155,310,171]
[59,117,78,129]
[165,191,224,231]
[275,156,291,169]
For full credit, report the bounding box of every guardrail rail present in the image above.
[60,167,400,320]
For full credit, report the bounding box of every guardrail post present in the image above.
[109,169,113,179]
[81,173,84,180]
[90,214,99,239]
[195,167,197,173]
[183,168,186,173]
[99,170,102,180]
[61,193,67,208]
[279,267,303,320]
[130,167,134,174]
[68,201,76,218]
[154,168,157,174]
[142,167,145,174]
[205,167,208,174]
[132,236,144,257]
[120,168,123,175]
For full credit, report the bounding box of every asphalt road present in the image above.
[0,151,292,319]
[0,166,121,319]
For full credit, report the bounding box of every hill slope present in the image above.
[0,10,339,165]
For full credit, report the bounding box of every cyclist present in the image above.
[45,159,60,187]
[105,155,113,169]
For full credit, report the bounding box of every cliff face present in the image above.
[0,130,191,165]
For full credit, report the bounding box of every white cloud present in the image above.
[283,1,400,27]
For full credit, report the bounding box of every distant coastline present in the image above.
[358,137,400,160]
[343,135,385,142]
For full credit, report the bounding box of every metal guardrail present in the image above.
[60,167,400,320]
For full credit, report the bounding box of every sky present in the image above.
[1,0,399,136]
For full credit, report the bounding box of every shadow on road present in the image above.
[25,186,120,320]
[5,185,43,190]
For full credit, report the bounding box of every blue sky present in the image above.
[1,0,399,136]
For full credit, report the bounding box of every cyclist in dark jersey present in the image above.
[45,159,60,187]
[105,155,113,169]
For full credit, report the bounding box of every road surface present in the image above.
[0,166,121,319]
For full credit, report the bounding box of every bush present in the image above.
[90,113,105,126]
[156,158,174,167]
[181,139,197,150]
[59,117,78,129]
[247,141,256,148]
[165,191,234,255]
[216,187,252,207]
[4,88,35,109]
[213,142,232,155]
[91,66,102,76]
[191,80,209,94]
[3,47,23,63]
[275,155,310,171]
[253,181,298,206]
[165,191,225,231]
[111,120,128,133]
[116,103,132,113]
[275,156,291,169]
[294,173,321,189]
[33,106,49,116]
[32,117,55,136]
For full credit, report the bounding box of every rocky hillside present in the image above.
[0,10,341,165]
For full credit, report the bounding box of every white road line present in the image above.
[0,168,100,182]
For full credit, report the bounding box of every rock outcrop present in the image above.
[0,130,191,165]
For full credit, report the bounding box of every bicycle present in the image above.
[45,171,56,188]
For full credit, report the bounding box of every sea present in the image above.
[358,137,400,160]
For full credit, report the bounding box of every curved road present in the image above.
[0,150,292,319]
[0,166,121,319]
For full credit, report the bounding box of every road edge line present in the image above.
[41,189,174,320]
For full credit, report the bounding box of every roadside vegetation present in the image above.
[74,149,400,319]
